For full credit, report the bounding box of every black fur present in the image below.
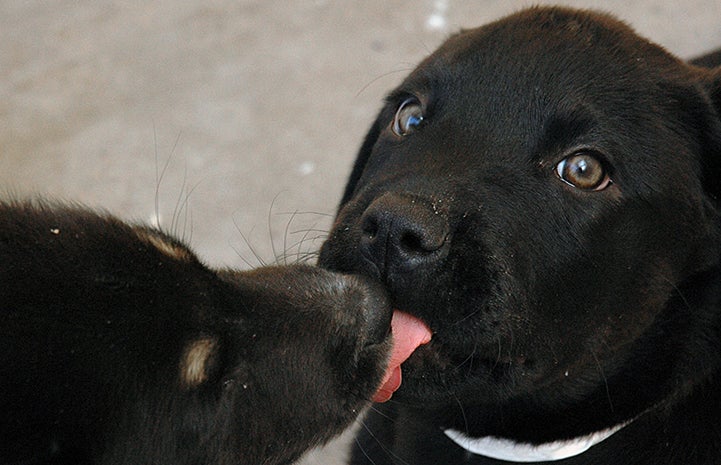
[691,48,721,68]
[319,7,721,464]
[0,200,392,465]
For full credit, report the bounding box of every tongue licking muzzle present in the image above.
[372,310,433,403]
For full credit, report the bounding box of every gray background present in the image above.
[2,1,719,463]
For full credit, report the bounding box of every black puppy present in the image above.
[320,7,721,465]
[0,200,391,465]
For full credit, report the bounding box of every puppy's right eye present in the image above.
[392,98,424,137]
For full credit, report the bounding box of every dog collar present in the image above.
[444,420,630,463]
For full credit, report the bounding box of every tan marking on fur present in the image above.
[180,337,217,388]
[135,229,192,262]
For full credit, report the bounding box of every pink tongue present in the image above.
[372,310,432,403]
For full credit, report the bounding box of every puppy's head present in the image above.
[320,6,721,437]
[187,265,392,465]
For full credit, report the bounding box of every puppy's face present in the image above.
[177,265,392,465]
[217,267,390,442]
[320,7,721,416]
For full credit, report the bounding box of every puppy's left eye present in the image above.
[555,152,612,191]
[392,98,424,137]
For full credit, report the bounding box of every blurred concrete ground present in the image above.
[1,1,719,463]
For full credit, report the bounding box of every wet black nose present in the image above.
[359,193,450,279]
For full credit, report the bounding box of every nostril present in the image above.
[399,227,447,255]
[362,216,379,240]
[400,231,429,255]
[400,231,423,253]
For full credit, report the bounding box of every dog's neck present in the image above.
[444,420,631,463]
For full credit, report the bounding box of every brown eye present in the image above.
[555,152,611,191]
[392,98,424,136]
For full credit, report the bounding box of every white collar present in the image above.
[444,420,631,463]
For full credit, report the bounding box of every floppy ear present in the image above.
[338,109,385,207]
[699,67,721,202]
[707,68,721,111]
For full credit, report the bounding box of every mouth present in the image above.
[372,310,433,402]
[373,310,545,404]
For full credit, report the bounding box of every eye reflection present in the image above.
[555,152,611,191]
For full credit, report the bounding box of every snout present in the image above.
[358,193,450,281]
[341,274,394,348]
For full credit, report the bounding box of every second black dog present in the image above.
[320,7,721,465]
[0,200,392,465]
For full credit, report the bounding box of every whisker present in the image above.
[659,273,692,311]
[590,348,614,413]
[287,228,330,236]
[231,217,266,267]
[290,222,321,265]
[153,126,182,229]
[454,342,477,371]
[172,176,203,243]
[267,193,287,264]
[356,67,415,98]
[354,416,413,465]
[352,429,378,465]
[276,250,319,265]
[170,161,187,236]
[275,210,334,218]
[364,404,397,423]
[283,232,327,249]
[452,392,470,437]
[230,243,258,270]
[451,307,481,326]
[492,334,503,371]
[282,209,299,266]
